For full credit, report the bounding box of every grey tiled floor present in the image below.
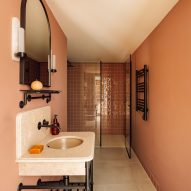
[93,148,156,191]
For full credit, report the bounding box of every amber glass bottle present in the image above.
[51,115,60,135]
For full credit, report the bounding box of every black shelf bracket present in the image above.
[19,90,60,108]
[51,69,57,73]
[136,65,149,120]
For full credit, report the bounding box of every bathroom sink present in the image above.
[47,137,83,149]
[17,132,95,176]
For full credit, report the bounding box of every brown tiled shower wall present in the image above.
[67,62,127,135]
[101,63,126,135]
[67,63,100,132]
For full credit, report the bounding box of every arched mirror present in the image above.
[20,0,51,87]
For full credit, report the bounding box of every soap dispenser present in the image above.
[51,114,60,135]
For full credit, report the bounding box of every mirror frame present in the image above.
[20,0,51,87]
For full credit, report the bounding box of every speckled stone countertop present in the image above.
[17,132,95,163]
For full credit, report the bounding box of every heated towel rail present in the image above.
[136,65,148,121]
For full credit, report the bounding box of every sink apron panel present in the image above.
[19,162,85,176]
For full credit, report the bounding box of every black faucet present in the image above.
[37,119,60,130]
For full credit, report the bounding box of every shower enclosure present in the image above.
[125,60,132,157]
[100,63,126,147]
[67,62,101,146]
[67,61,131,149]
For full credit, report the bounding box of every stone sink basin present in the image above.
[47,137,83,150]
[16,132,95,176]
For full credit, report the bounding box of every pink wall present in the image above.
[132,0,191,190]
[0,0,67,190]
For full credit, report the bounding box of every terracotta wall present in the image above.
[132,0,191,190]
[0,0,67,190]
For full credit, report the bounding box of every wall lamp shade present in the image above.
[12,17,25,61]
[51,54,57,72]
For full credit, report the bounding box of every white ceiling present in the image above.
[46,0,178,62]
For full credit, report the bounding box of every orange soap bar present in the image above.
[29,145,44,154]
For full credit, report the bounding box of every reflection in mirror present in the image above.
[20,0,51,87]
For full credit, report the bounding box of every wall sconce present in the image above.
[51,54,57,73]
[12,17,25,61]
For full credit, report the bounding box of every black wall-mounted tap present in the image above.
[37,119,60,130]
